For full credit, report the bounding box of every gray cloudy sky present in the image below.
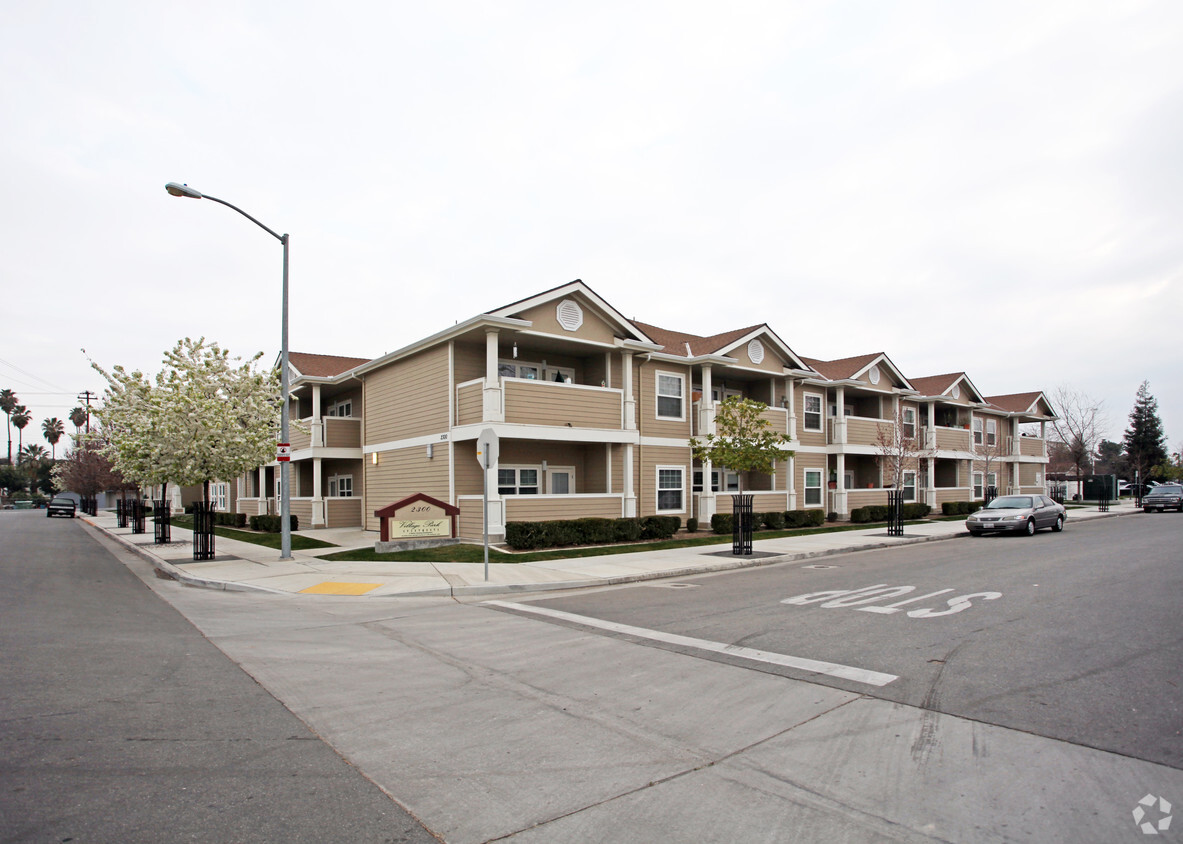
[3,1,1181,459]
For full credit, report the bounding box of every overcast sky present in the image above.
[3,1,1181,461]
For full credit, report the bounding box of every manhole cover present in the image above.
[643,582,699,589]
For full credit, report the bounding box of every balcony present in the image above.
[290,416,362,451]
[456,378,624,430]
[827,415,890,445]
[1019,435,1046,458]
[933,426,971,452]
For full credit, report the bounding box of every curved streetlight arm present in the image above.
[164,182,285,244]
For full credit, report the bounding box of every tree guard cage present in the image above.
[116,498,127,528]
[887,489,904,537]
[192,501,215,561]
[153,500,171,544]
[732,494,754,556]
[130,500,146,534]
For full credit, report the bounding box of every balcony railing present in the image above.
[290,416,362,451]
[456,377,624,429]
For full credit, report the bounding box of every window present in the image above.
[499,361,540,380]
[212,482,229,511]
[657,467,684,512]
[974,472,984,498]
[656,372,684,420]
[329,475,353,497]
[903,471,917,502]
[328,399,352,417]
[804,394,822,431]
[693,470,725,493]
[973,418,983,445]
[987,419,997,446]
[804,470,822,506]
[902,407,916,440]
[547,467,575,494]
[987,472,997,493]
[497,467,539,495]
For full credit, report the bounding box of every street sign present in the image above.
[276,443,291,462]
[476,428,499,469]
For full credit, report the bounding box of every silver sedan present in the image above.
[966,494,1066,536]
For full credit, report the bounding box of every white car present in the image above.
[966,494,1066,536]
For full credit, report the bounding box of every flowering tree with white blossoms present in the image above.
[90,338,280,505]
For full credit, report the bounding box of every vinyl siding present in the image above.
[637,359,693,439]
[504,380,622,429]
[364,345,451,445]
[364,446,449,531]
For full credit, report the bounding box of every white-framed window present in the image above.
[212,482,229,511]
[499,361,540,380]
[656,372,685,420]
[902,406,916,440]
[328,399,352,417]
[328,474,353,497]
[973,418,983,445]
[829,403,854,417]
[903,470,917,502]
[693,469,734,492]
[656,466,685,512]
[804,394,823,431]
[987,472,997,492]
[987,419,997,446]
[497,467,539,495]
[804,469,823,506]
[974,472,984,498]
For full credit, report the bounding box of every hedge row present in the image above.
[214,512,247,528]
[505,515,680,550]
[850,502,932,523]
[941,500,985,516]
[249,514,300,532]
[710,509,826,534]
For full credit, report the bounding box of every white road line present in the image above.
[484,600,899,687]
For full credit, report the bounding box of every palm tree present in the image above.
[11,405,31,456]
[1,388,17,464]
[42,417,65,459]
[70,405,88,436]
[18,443,48,495]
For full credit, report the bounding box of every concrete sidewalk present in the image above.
[82,502,1139,598]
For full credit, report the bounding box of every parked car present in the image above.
[966,494,1066,536]
[1141,484,1183,513]
[46,497,76,518]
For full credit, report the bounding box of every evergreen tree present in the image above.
[1122,381,1167,481]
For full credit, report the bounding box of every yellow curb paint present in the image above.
[300,582,383,596]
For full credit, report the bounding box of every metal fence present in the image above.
[153,500,171,544]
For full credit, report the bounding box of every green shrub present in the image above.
[612,518,642,543]
[505,521,546,550]
[686,517,698,533]
[641,515,679,540]
[248,514,299,533]
[827,511,838,522]
[573,518,615,544]
[902,502,931,519]
[761,511,785,530]
[711,512,734,534]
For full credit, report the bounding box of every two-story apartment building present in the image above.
[236,280,1055,539]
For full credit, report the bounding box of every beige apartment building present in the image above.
[236,280,1055,540]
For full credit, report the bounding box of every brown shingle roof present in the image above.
[631,321,764,357]
[984,392,1044,413]
[288,352,370,378]
[909,373,964,396]
[799,353,882,381]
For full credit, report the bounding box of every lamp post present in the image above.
[164,182,293,560]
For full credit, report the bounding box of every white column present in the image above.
[483,329,504,422]
[623,443,637,516]
[604,351,612,388]
[622,351,636,430]
[257,466,268,515]
[310,384,323,448]
[701,364,714,434]
[311,457,324,527]
[835,453,847,517]
[834,386,846,444]
[786,453,797,510]
[785,377,796,439]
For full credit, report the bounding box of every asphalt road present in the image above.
[506,512,1183,769]
[0,511,437,843]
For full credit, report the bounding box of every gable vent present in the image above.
[747,338,765,364]
[557,299,583,331]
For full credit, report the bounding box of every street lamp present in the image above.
[164,182,293,560]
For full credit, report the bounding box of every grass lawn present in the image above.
[318,520,930,564]
[170,515,337,550]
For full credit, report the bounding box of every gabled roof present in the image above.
[631,321,811,371]
[288,352,370,379]
[985,391,1056,418]
[487,279,655,345]
[909,372,986,403]
[800,352,915,391]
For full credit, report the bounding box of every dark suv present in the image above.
[1142,484,1183,513]
[46,497,76,518]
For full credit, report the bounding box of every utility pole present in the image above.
[77,390,98,433]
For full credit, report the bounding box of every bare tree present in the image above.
[1048,386,1107,497]
[874,405,926,499]
[972,417,1006,500]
